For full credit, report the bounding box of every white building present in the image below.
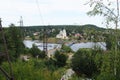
[56,29,68,39]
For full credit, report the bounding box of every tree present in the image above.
[29,44,41,57]
[45,50,68,70]
[87,0,120,76]
[29,45,46,59]
[54,50,68,67]
[45,58,57,71]
[105,34,114,50]
[39,51,46,59]
[87,0,119,29]
[0,33,6,63]
[61,44,73,53]
[71,49,98,78]
[31,35,35,40]
[5,24,25,60]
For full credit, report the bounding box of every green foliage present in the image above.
[61,44,73,53]
[87,49,120,80]
[70,75,83,80]
[0,59,63,80]
[105,34,115,50]
[39,51,46,59]
[71,49,98,78]
[105,33,120,50]
[87,0,119,27]
[1,24,25,61]
[39,34,43,40]
[45,58,57,71]
[29,44,41,57]
[96,72,116,80]
[31,35,35,40]
[45,50,68,69]
[100,51,114,75]
[29,45,46,58]
[86,1,120,79]
[54,50,68,67]
[54,50,60,59]
[23,48,30,54]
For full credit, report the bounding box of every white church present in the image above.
[56,29,68,39]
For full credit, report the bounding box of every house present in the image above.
[33,32,40,36]
[74,33,84,40]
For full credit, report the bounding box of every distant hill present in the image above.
[23,24,105,32]
[81,24,105,30]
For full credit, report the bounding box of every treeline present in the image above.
[23,24,105,31]
[22,24,105,38]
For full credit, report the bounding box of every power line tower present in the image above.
[19,16,23,27]
[0,18,14,80]
[19,16,24,40]
[43,28,48,55]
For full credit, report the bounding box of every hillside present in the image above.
[22,24,105,34]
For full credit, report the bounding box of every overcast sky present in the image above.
[0,0,118,28]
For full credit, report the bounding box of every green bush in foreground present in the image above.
[0,59,63,80]
[71,49,98,78]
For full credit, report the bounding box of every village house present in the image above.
[33,32,40,36]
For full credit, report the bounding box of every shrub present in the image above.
[71,49,98,78]
[54,50,68,67]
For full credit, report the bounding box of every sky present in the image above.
[0,0,118,28]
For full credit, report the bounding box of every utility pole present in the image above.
[0,18,14,80]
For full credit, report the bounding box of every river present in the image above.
[23,40,106,52]
[23,40,62,51]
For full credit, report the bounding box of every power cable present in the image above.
[35,0,48,54]
[35,0,44,25]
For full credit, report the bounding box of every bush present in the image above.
[46,50,68,68]
[29,45,46,59]
[0,59,62,80]
[54,50,68,67]
[39,51,46,59]
[29,44,41,57]
[96,72,116,80]
[61,44,73,53]
[45,58,57,71]
[71,49,98,78]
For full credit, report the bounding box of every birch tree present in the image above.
[87,0,120,76]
